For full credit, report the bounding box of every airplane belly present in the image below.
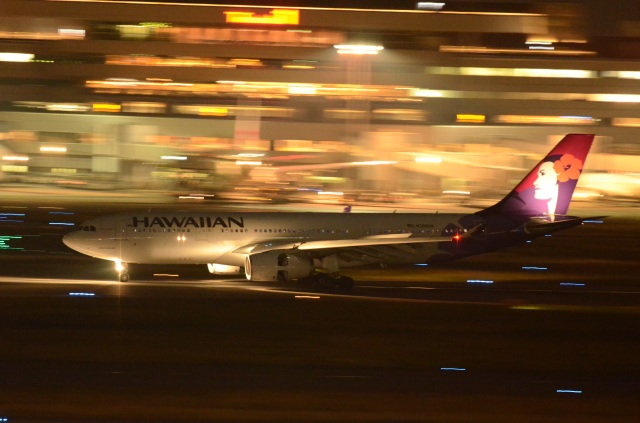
[122,233,225,264]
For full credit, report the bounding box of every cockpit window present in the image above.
[79,225,97,232]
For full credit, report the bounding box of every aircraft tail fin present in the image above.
[479,133,594,221]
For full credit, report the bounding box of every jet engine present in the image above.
[244,250,314,282]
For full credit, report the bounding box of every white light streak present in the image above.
[2,155,29,162]
[334,44,384,55]
[0,52,33,62]
[40,146,67,153]
[415,156,442,163]
[417,2,445,10]
[351,160,397,166]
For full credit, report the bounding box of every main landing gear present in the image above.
[299,272,354,291]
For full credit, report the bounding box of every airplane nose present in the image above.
[62,231,75,248]
[62,230,83,251]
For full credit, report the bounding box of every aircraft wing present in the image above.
[231,234,453,256]
[295,235,453,250]
[211,234,456,267]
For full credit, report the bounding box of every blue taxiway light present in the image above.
[69,292,96,297]
[467,280,493,284]
[583,220,603,224]
[522,266,548,271]
[557,389,582,394]
[48,211,74,215]
[49,222,75,226]
[440,367,466,371]
[560,282,585,287]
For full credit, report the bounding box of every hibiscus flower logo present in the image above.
[553,153,583,183]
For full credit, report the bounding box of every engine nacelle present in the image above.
[245,250,314,282]
[207,263,242,275]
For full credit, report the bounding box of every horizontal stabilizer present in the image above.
[523,216,600,235]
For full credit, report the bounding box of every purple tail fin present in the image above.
[480,134,594,220]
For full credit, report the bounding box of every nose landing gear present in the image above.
[115,260,129,282]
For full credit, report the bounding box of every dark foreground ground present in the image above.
[0,200,639,422]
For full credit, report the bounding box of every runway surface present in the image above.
[0,198,639,422]
[1,273,639,422]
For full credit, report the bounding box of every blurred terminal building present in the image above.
[0,0,639,201]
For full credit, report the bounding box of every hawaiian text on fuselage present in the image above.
[131,216,245,229]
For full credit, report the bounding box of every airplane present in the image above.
[63,133,596,289]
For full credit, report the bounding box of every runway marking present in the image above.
[511,304,640,314]
[358,286,436,290]
[0,276,116,286]
[247,285,507,306]
[2,276,639,311]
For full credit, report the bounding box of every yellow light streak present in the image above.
[224,9,299,25]
[456,114,486,123]
[92,103,121,113]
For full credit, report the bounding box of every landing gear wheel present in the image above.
[318,273,336,290]
[336,275,354,291]
[119,272,130,282]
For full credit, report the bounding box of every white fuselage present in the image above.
[63,211,475,267]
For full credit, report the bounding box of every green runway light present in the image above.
[0,235,23,250]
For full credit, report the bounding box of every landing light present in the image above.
[114,260,124,272]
